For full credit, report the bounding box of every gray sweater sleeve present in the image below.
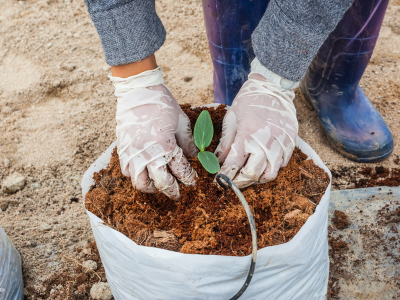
[84,0,166,66]
[252,0,354,81]
[85,0,353,78]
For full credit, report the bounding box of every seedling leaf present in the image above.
[198,151,220,174]
[194,110,213,151]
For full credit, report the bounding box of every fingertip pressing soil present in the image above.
[332,210,350,229]
[85,105,330,256]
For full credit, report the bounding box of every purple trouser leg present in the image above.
[202,0,269,105]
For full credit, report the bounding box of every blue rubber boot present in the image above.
[202,0,269,105]
[300,0,393,162]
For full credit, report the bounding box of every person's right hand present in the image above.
[110,67,198,200]
[215,58,299,188]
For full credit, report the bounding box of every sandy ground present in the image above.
[0,0,399,298]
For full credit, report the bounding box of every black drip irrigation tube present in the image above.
[216,174,258,300]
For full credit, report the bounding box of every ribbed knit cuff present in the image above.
[89,0,166,66]
[252,0,331,81]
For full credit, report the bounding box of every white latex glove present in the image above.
[110,67,198,200]
[215,58,299,188]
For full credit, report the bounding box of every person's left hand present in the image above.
[111,67,198,200]
[215,58,299,188]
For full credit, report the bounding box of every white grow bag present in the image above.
[0,226,24,300]
[81,105,332,300]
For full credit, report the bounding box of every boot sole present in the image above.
[327,138,393,163]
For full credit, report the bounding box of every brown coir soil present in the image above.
[355,166,400,188]
[331,165,400,189]
[85,105,330,256]
[327,210,350,299]
[332,210,350,229]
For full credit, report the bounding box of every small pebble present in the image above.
[90,282,113,300]
[39,223,52,232]
[0,201,9,211]
[83,260,98,272]
[1,106,12,115]
[387,57,393,62]
[79,126,85,131]
[32,182,41,189]
[62,64,76,72]
[4,159,10,167]
[2,173,26,194]
[71,46,77,51]
[47,43,53,48]
[81,248,92,256]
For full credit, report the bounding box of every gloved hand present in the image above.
[215,58,299,188]
[110,67,198,200]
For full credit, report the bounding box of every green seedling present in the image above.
[194,110,221,174]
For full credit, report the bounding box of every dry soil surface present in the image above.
[0,0,400,298]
